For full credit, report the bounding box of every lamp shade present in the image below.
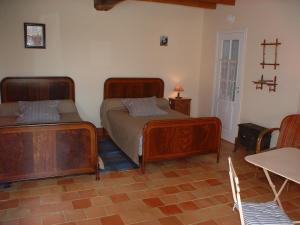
[174,84,184,92]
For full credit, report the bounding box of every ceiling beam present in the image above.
[201,0,235,5]
[94,0,124,10]
[94,0,235,11]
[136,0,217,9]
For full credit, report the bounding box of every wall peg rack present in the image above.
[260,38,281,69]
[253,75,277,92]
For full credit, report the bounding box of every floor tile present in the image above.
[178,183,196,191]
[282,201,298,211]
[143,198,164,208]
[0,191,10,200]
[100,215,125,225]
[194,198,215,209]
[158,216,183,225]
[57,179,74,185]
[84,206,107,218]
[64,209,86,221]
[62,192,80,201]
[0,199,19,210]
[19,196,40,207]
[163,171,179,178]
[179,201,199,211]
[42,214,65,225]
[19,216,42,225]
[159,205,183,215]
[195,219,218,225]
[56,223,76,225]
[77,218,100,225]
[110,193,129,203]
[72,199,92,209]
[161,186,180,195]
[205,179,223,186]
[79,189,97,198]
[19,181,38,189]
[130,220,160,225]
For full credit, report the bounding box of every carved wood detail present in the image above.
[0,123,97,183]
[56,129,92,170]
[0,133,34,176]
[1,77,75,103]
[143,118,221,162]
[104,77,164,99]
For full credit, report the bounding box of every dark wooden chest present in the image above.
[234,123,271,152]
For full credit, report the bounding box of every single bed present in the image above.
[100,77,222,172]
[0,77,98,183]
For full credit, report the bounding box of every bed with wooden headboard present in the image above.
[0,77,98,183]
[101,77,222,172]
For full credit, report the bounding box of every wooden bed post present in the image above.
[139,156,145,174]
[96,163,100,180]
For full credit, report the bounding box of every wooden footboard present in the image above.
[141,117,221,173]
[0,122,98,183]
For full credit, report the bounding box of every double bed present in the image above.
[100,77,222,172]
[0,77,98,183]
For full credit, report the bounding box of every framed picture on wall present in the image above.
[24,23,46,49]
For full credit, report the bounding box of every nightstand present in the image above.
[169,98,191,116]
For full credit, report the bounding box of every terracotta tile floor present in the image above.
[1,141,300,225]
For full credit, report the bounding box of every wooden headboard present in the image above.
[104,77,164,99]
[0,77,75,103]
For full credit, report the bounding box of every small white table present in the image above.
[245,147,300,209]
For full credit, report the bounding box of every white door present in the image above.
[213,31,246,143]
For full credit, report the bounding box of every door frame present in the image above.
[211,29,247,143]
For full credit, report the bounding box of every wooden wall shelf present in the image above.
[260,38,281,69]
[253,75,277,92]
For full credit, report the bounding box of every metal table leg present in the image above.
[263,168,289,209]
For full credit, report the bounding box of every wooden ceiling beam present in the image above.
[136,0,216,9]
[200,0,235,5]
[94,0,235,11]
[94,0,124,10]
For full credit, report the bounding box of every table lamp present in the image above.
[174,84,184,99]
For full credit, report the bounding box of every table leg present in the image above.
[262,168,289,209]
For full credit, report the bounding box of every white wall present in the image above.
[0,0,204,127]
[200,0,300,129]
[2,0,299,130]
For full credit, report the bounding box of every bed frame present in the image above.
[0,77,98,183]
[103,77,222,173]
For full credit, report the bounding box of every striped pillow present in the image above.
[17,100,60,124]
[122,97,167,117]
